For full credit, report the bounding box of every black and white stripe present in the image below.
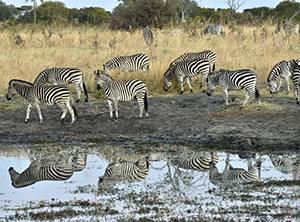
[103,53,149,75]
[34,67,88,103]
[94,70,148,119]
[206,69,262,110]
[98,157,150,189]
[9,156,76,188]
[202,24,224,38]
[143,28,154,45]
[163,58,211,94]
[273,22,299,36]
[6,79,78,124]
[267,60,299,94]
[171,154,219,172]
[291,61,300,104]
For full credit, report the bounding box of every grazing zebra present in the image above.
[206,69,262,110]
[202,24,224,38]
[34,67,89,103]
[171,153,219,172]
[94,70,148,119]
[267,60,299,94]
[143,28,154,45]
[98,157,150,189]
[209,154,260,185]
[103,53,149,75]
[163,58,211,94]
[9,156,76,188]
[273,22,299,36]
[165,50,217,86]
[6,79,78,124]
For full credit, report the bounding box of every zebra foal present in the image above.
[143,28,154,45]
[103,53,149,75]
[94,70,149,119]
[163,58,211,94]
[34,67,89,103]
[202,24,224,38]
[206,69,262,110]
[6,79,78,124]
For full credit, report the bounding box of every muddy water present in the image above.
[0,145,299,221]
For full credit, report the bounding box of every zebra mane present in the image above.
[9,79,33,86]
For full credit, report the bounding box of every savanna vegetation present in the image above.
[0,0,300,99]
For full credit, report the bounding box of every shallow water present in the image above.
[0,144,299,221]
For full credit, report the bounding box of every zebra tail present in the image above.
[82,78,89,102]
[144,91,148,112]
[255,86,260,101]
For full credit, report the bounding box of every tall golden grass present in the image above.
[0,24,299,98]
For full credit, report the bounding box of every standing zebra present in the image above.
[202,24,224,38]
[34,68,89,103]
[103,53,149,75]
[9,156,76,188]
[290,60,300,104]
[163,58,211,94]
[206,69,262,110]
[98,157,150,189]
[143,28,154,45]
[267,60,298,94]
[273,22,299,36]
[6,79,78,124]
[209,154,260,185]
[94,70,149,119]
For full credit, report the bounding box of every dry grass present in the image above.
[0,24,299,98]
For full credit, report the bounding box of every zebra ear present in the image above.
[93,70,97,75]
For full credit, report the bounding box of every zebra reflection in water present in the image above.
[98,156,150,190]
[8,149,87,188]
[209,153,260,185]
[269,154,300,180]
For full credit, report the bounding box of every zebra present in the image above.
[273,22,299,36]
[6,79,78,124]
[94,70,149,119]
[269,154,300,180]
[34,67,89,103]
[267,60,299,94]
[206,69,262,110]
[98,156,150,189]
[209,154,260,185]
[103,53,149,75]
[143,28,154,45]
[291,60,300,104]
[171,153,219,172]
[165,50,217,85]
[202,24,224,38]
[163,58,211,94]
[9,156,76,188]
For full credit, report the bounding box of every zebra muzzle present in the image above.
[6,95,11,100]
[206,92,212,96]
[97,85,101,90]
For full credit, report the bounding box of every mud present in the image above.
[1,88,300,150]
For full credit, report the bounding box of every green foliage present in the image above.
[73,7,109,26]
[37,1,69,24]
[0,1,19,21]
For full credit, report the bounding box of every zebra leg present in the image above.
[107,100,114,118]
[73,83,81,103]
[294,87,299,104]
[137,98,144,119]
[241,91,251,109]
[178,76,185,94]
[284,76,290,94]
[58,104,69,125]
[185,78,193,93]
[25,104,32,123]
[33,103,43,124]
[277,78,283,92]
[113,99,119,119]
[66,102,76,124]
[202,75,207,93]
[222,88,230,108]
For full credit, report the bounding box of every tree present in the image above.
[225,0,245,20]
[25,0,44,24]
[37,1,68,24]
[0,1,19,21]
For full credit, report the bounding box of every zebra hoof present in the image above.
[202,90,206,93]
[61,119,65,125]
[180,91,184,94]
[24,120,28,124]
[76,99,80,103]
[190,89,193,93]
[85,99,88,102]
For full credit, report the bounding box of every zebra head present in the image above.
[94,69,104,90]
[163,69,173,91]
[206,71,219,96]
[6,80,18,100]
[103,64,111,74]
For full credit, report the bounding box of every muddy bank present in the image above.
[0,92,300,150]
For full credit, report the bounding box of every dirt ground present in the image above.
[1,89,300,150]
